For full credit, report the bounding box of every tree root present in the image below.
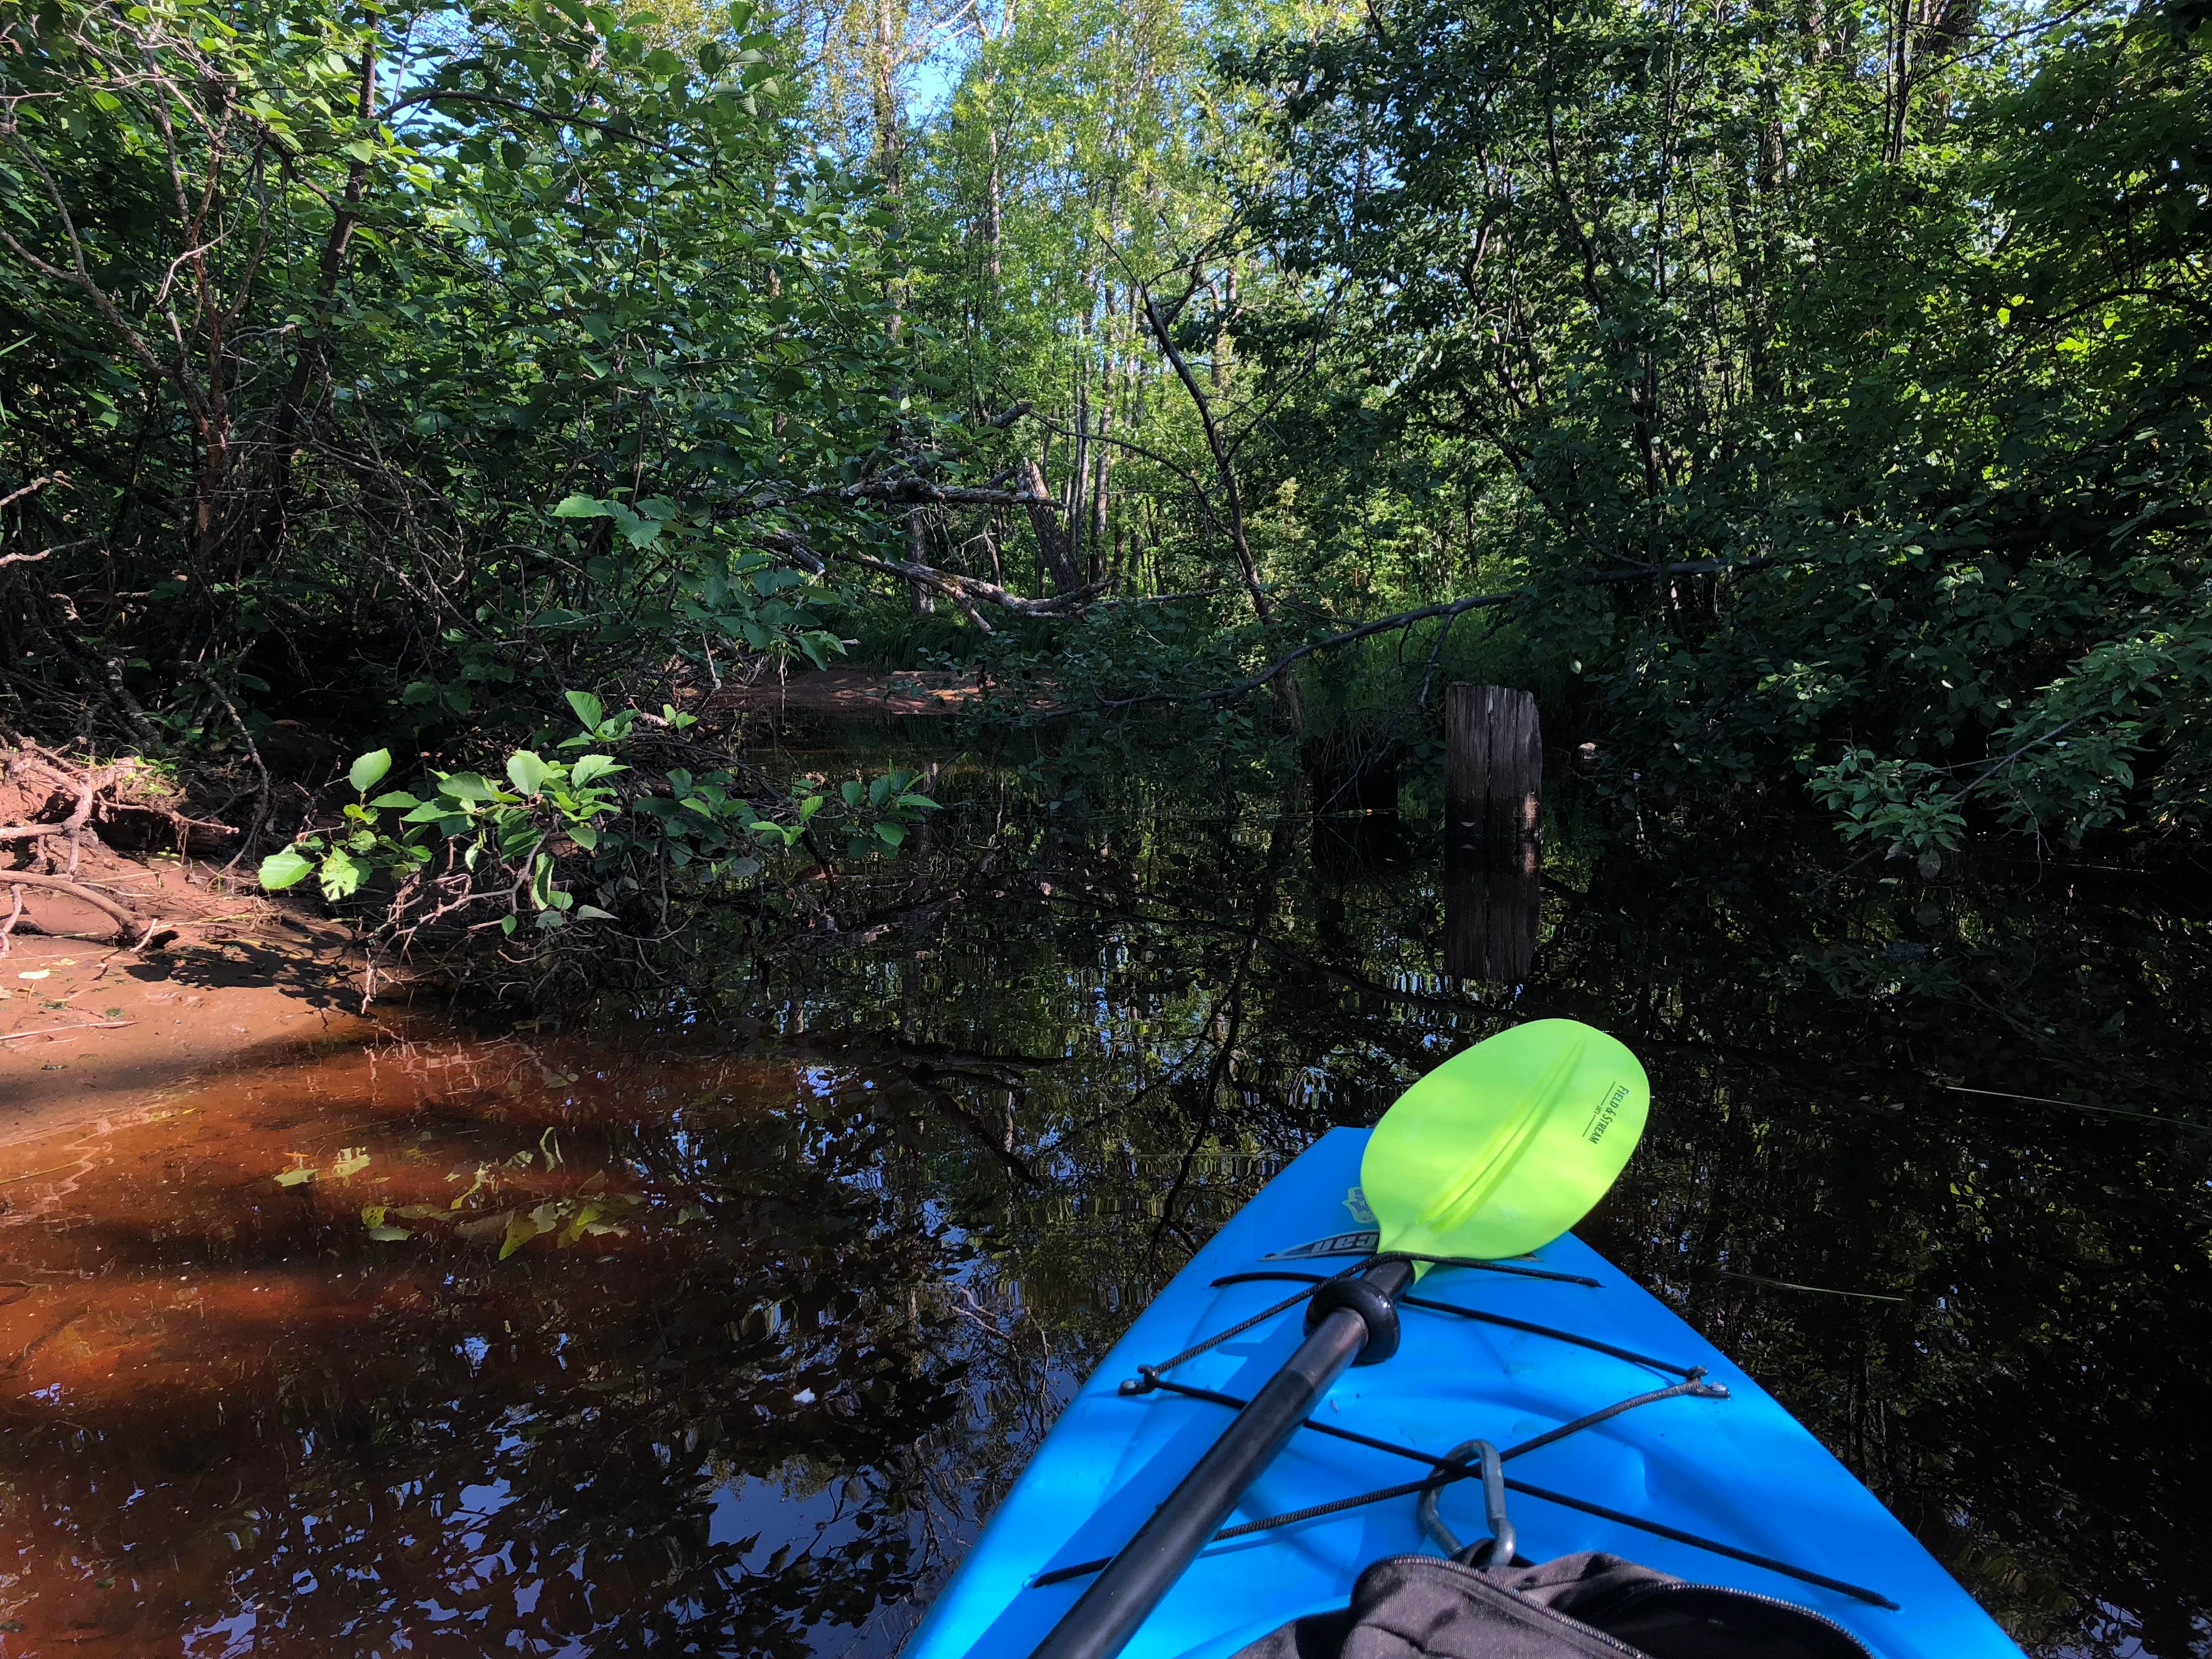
[0,871,144,943]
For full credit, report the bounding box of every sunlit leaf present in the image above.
[507,750,552,796]
[258,848,315,890]
[348,750,393,793]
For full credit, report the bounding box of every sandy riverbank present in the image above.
[1,860,380,1148]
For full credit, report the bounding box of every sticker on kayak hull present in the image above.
[1342,1186,1376,1226]
[1262,1229,1380,1262]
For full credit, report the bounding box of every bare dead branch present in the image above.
[0,473,64,514]
[757,531,1110,631]
[0,537,94,568]
[726,478,1064,514]
[386,88,685,156]
[1142,289,1268,620]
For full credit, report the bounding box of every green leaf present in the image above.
[552,494,612,519]
[571,753,622,786]
[841,779,863,808]
[568,821,599,851]
[439,772,498,802]
[369,791,422,810]
[258,848,316,890]
[275,1166,318,1187]
[876,821,908,848]
[348,748,393,793]
[574,904,618,920]
[566,689,605,729]
[366,1224,413,1242]
[318,849,366,900]
[507,750,552,795]
[499,1212,543,1259]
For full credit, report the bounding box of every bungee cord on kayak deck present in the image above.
[1120,1249,1605,1381]
[1025,1251,1901,1613]
[1211,1269,1704,1379]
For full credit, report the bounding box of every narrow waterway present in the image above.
[3,760,2208,1657]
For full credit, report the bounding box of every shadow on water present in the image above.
[3,756,2209,1656]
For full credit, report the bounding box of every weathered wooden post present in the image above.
[1443,685,1542,982]
[1444,684,1541,853]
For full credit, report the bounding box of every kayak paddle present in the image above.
[1028,1018,1650,1659]
[1363,1017,1650,1268]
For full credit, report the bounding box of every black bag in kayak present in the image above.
[1229,1551,1876,1659]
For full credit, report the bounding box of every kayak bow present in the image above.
[905,1128,2025,1659]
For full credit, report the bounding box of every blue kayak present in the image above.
[906,1127,2025,1659]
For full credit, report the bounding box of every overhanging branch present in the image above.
[1054,556,1796,715]
[755,530,1109,633]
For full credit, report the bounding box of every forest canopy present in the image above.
[1,0,2207,878]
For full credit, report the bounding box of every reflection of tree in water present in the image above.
[8,764,2207,1655]
[707,764,2212,1658]
[0,1045,1008,1657]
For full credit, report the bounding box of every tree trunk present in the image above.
[985,127,1003,287]
[906,509,935,613]
[1021,459,1082,594]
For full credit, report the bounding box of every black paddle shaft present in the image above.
[1026,1259,1416,1659]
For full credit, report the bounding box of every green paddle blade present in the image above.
[1362,1018,1649,1265]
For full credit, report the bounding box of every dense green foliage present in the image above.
[1227,0,2212,855]
[1,0,2207,871]
[0,0,921,744]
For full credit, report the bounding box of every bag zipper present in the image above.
[1562,1577,1877,1659]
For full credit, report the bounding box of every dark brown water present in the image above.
[3,764,2209,1656]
